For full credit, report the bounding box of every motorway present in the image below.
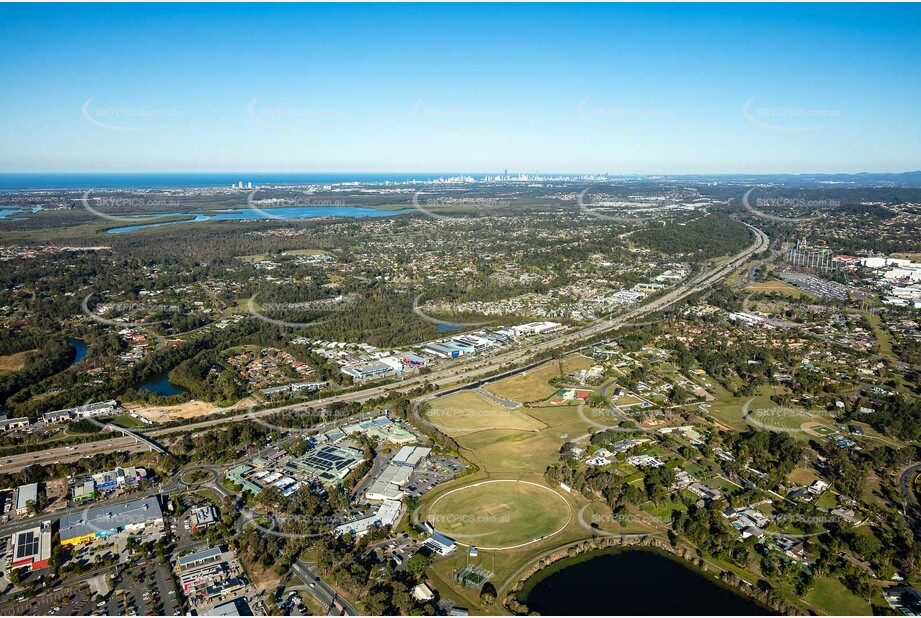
[1,223,769,472]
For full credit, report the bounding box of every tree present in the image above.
[480,582,497,605]
[643,466,676,508]
[405,552,432,578]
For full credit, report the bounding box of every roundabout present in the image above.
[424,479,572,551]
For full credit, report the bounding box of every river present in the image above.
[67,338,88,366]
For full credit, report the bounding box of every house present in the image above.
[775,536,809,562]
[808,479,829,494]
[883,586,921,616]
[626,455,664,469]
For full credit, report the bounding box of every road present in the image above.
[2,223,768,472]
[899,462,921,525]
[292,559,359,616]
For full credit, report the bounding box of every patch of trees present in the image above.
[169,420,270,464]
[632,213,752,260]
[0,337,74,408]
[720,430,803,489]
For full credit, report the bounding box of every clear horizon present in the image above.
[2,3,920,174]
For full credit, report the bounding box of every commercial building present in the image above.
[0,416,29,432]
[364,446,431,502]
[205,597,252,617]
[225,465,262,495]
[341,361,394,381]
[401,352,429,367]
[42,400,120,424]
[10,521,52,571]
[294,443,365,484]
[190,505,218,531]
[72,479,96,502]
[259,381,328,399]
[343,415,416,444]
[177,546,240,595]
[423,531,457,556]
[59,496,163,545]
[422,342,462,359]
[92,466,146,492]
[15,482,38,516]
[412,583,435,602]
[334,500,402,537]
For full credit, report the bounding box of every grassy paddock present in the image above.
[424,391,545,436]
[426,480,571,548]
[484,356,594,404]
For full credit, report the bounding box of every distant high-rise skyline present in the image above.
[1,3,919,174]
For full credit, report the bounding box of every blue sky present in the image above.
[1,3,919,174]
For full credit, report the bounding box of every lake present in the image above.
[521,548,771,615]
[138,372,188,397]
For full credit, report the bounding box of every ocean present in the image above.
[0,173,481,191]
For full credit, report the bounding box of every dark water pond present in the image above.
[521,548,771,615]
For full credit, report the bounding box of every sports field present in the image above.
[424,390,546,436]
[746,280,809,298]
[426,480,571,549]
[483,356,594,404]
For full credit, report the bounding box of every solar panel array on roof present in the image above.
[296,444,364,480]
[15,530,39,561]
